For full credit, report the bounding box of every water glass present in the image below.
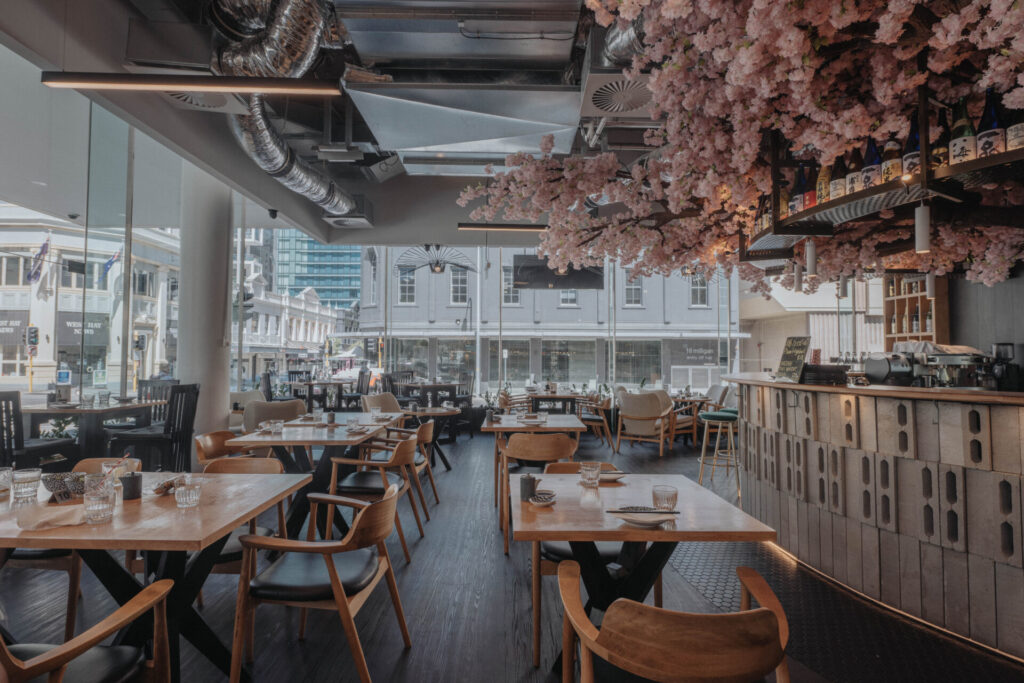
[269,420,284,433]
[80,393,96,409]
[370,405,382,417]
[0,466,11,492]
[313,407,324,422]
[652,485,679,511]
[175,475,203,508]
[538,411,549,423]
[102,460,126,487]
[579,461,601,488]
[97,390,111,406]
[83,474,115,524]
[11,468,42,501]
[347,415,359,428]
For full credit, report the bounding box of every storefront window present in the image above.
[614,340,661,385]
[488,338,529,385]
[437,338,474,382]
[394,338,428,376]
[541,340,595,384]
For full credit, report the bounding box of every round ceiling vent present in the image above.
[165,91,230,110]
[590,79,650,113]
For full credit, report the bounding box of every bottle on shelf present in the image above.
[881,135,902,182]
[903,109,921,176]
[862,138,882,188]
[846,145,864,194]
[829,154,847,200]
[778,182,790,221]
[950,96,977,164]
[789,164,806,215]
[753,194,766,235]
[890,311,897,334]
[816,163,831,204]
[925,306,933,332]
[977,87,1006,157]
[911,308,920,333]
[931,107,951,169]
[1009,106,1024,151]
[887,277,895,297]
[902,307,909,333]
[803,164,817,209]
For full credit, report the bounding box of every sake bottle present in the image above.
[902,109,921,176]
[846,145,864,194]
[829,154,847,200]
[815,164,831,204]
[977,87,1006,157]
[881,135,903,182]
[789,164,806,215]
[1008,107,1024,151]
[803,164,818,209]
[931,108,951,169]
[861,138,882,188]
[778,183,790,221]
[950,97,977,164]
[753,195,766,234]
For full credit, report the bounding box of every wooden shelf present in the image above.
[881,274,949,352]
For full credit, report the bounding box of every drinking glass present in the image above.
[313,407,324,422]
[579,461,601,488]
[0,466,11,492]
[652,485,679,510]
[270,420,284,433]
[370,405,382,417]
[80,393,96,409]
[11,468,42,501]
[97,390,111,406]
[347,416,359,428]
[102,460,126,487]
[83,474,115,523]
[175,475,203,508]
[538,411,549,423]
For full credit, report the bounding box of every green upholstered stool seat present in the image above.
[698,410,737,422]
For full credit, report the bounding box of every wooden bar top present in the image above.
[0,472,310,551]
[511,474,775,543]
[723,372,1024,406]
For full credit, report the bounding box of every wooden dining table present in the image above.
[226,413,404,539]
[0,472,310,683]
[22,399,166,462]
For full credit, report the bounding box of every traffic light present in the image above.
[133,336,146,351]
[25,326,39,346]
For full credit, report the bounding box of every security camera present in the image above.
[268,208,278,219]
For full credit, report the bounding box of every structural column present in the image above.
[177,162,233,462]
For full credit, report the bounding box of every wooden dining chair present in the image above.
[362,420,439,519]
[71,457,142,474]
[499,433,576,555]
[0,578,172,683]
[230,487,411,683]
[615,392,673,457]
[329,436,423,564]
[195,430,255,467]
[578,396,612,446]
[558,561,790,683]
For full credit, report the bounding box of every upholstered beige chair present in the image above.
[615,392,672,457]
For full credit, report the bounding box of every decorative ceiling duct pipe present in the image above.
[601,17,644,67]
[210,0,356,216]
[207,0,272,41]
[805,239,817,277]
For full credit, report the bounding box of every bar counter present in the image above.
[724,372,1024,659]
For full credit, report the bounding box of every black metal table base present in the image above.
[271,444,353,540]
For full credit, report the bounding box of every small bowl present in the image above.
[41,472,86,495]
[530,489,557,507]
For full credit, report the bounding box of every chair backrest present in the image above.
[618,392,664,436]
[243,399,305,433]
[229,390,265,428]
[0,391,24,466]
[194,430,240,463]
[163,384,200,471]
[72,457,142,474]
[204,457,284,474]
[345,484,400,549]
[355,369,371,395]
[361,392,401,414]
[543,461,617,474]
[380,373,396,395]
[649,389,674,413]
[138,378,179,423]
[415,420,434,445]
[288,370,310,382]
[259,372,273,401]
[705,384,727,406]
[377,435,418,468]
[504,433,576,464]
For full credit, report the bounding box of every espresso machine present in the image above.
[989,343,1021,391]
[865,343,998,388]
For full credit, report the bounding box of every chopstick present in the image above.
[606,509,680,514]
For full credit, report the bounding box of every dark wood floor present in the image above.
[0,431,841,681]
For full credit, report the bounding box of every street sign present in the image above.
[27,345,37,357]
[56,369,72,385]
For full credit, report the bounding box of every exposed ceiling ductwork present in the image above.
[210,0,357,216]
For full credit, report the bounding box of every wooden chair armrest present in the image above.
[737,566,789,649]
[237,534,353,555]
[19,579,173,678]
[557,561,600,645]
[617,412,664,421]
[330,456,374,466]
[307,492,371,510]
[386,427,415,435]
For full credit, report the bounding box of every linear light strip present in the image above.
[457,223,547,233]
[41,72,341,96]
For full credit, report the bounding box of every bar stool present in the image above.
[698,409,740,498]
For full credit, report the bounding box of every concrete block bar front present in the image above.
[727,372,1024,659]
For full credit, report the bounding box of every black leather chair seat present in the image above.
[369,452,426,466]
[336,470,403,495]
[10,643,141,683]
[10,547,73,561]
[249,548,378,602]
[193,526,273,565]
[579,412,603,422]
[540,541,622,563]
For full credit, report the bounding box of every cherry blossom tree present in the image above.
[457,0,1024,293]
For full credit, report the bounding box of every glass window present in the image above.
[394,338,428,376]
[559,289,578,306]
[368,251,377,304]
[624,269,643,306]
[502,266,519,305]
[614,340,662,385]
[690,274,708,307]
[488,339,530,386]
[4,256,20,286]
[450,266,468,304]
[542,340,595,384]
[399,266,416,304]
[437,339,475,382]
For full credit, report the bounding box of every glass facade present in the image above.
[488,338,530,384]
[274,228,360,309]
[437,338,475,381]
[614,340,662,385]
[541,340,595,384]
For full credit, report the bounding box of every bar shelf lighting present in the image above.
[457,223,547,233]
[41,72,342,96]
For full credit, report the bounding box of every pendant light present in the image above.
[805,239,817,277]
[793,262,803,291]
[838,275,849,298]
[915,202,931,253]
[925,272,936,299]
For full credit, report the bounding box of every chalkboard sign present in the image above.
[776,336,811,382]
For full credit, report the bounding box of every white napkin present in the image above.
[16,506,86,530]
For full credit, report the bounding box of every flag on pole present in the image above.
[26,235,50,283]
[102,247,122,278]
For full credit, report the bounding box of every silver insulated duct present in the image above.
[601,17,644,67]
[211,0,355,216]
